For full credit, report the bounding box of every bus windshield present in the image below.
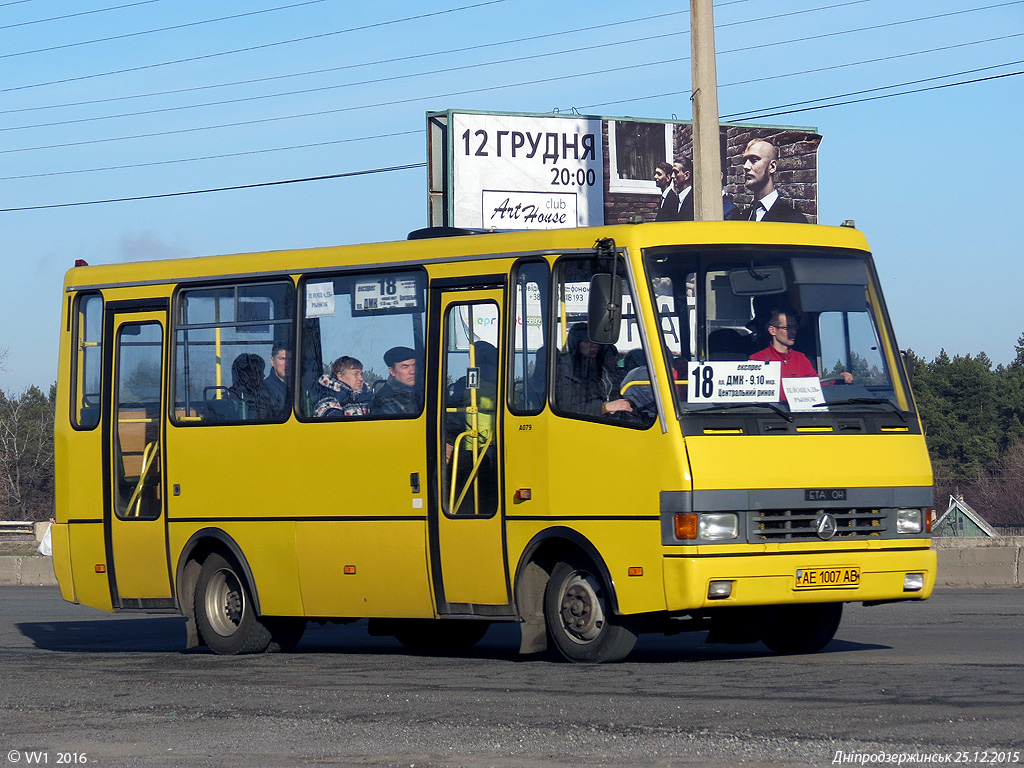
[642,245,913,417]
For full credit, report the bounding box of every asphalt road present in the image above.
[0,587,1021,768]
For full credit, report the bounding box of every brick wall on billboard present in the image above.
[603,123,821,225]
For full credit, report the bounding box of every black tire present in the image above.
[194,552,272,655]
[267,618,307,653]
[392,619,490,653]
[759,602,843,655]
[544,557,637,663]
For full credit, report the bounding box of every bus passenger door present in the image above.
[429,288,512,613]
[105,308,173,608]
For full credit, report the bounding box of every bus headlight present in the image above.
[896,508,923,534]
[699,513,739,540]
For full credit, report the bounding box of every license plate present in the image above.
[794,566,860,589]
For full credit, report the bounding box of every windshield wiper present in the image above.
[813,397,907,422]
[695,402,794,422]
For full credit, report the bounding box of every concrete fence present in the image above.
[932,536,1024,588]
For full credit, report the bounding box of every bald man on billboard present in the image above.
[740,139,808,223]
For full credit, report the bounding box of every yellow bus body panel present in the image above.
[295,520,434,618]
[50,523,74,603]
[67,522,113,612]
[165,416,432,618]
[168,521,301,616]
[686,434,932,491]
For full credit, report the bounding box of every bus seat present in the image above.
[708,329,758,360]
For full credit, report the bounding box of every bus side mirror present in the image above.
[588,274,622,345]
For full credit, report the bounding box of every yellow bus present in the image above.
[53,221,935,662]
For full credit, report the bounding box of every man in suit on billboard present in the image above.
[740,139,808,223]
[671,157,695,221]
[654,162,678,222]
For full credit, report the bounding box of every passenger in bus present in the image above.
[522,345,547,411]
[226,353,264,418]
[749,309,853,383]
[446,341,498,453]
[256,342,293,420]
[205,353,264,421]
[372,346,422,415]
[445,342,499,513]
[555,323,633,418]
[312,356,373,418]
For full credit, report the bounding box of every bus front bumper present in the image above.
[663,545,937,610]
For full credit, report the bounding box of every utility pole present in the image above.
[690,0,723,221]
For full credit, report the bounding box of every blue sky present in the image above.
[1,0,1022,392]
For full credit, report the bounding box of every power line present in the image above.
[0,0,508,92]
[5,32,1018,181]
[0,163,427,213]
[0,0,780,98]
[7,3,1022,156]
[0,131,421,181]
[3,64,1019,211]
[1,1,873,133]
[0,1,328,61]
[723,69,1024,121]
[0,1,160,32]
[571,33,1024,111]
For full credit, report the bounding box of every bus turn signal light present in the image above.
[95,564,106,573]
[674,513,698,540]
[343,565,357,575]
[628,567,643,577]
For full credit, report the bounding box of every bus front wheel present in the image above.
[758,603,843,654]
[544,557,636,663]
[194,552,273,655]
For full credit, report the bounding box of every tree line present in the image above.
[906,333,1024,525]
[1,337,1023,524]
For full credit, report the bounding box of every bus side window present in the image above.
[509,260,549,415]
[172,282,295,425]
[552,256,654,427]
[298,270,427,420]
[72,292,103,430]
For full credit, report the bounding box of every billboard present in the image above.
[427,109,822,229]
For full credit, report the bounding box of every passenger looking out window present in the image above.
[312,356,373,418]
[372,346,422,415]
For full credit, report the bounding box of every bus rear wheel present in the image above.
[544,557,636,663]
[194,552,273,655]
[758,603,843,655]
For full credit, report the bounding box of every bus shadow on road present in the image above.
[17,617,187,653]
[15,617,890,660]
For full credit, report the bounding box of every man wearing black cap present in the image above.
[372,346,422,415]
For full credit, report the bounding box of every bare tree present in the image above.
[0,386,56,521]
[962,441,1024,526]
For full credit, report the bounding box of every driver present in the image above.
[749,309,853,383]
